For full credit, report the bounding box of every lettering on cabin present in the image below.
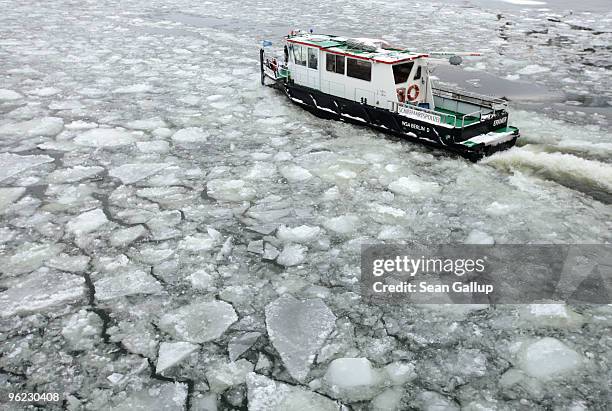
[493,117,508,127]
[398,106,442,124]
[402,121,430,133]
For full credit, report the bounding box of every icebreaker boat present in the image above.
[260,31,520,161]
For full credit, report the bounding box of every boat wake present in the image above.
[482,147,612,204]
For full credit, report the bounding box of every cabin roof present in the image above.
[286,33,428,64]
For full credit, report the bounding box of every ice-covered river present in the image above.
[0,0,610,409]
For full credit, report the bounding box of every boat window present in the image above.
[414,66,421,80]
[293,45,307,66]
[308,48,318,69]
[346,58,371,81]
[392,62,414,84]
[325,53,345,74]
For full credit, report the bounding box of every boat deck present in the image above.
[434,107,481,128]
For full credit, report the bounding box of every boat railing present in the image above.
[390,101,457,126]
[433,85,507,110]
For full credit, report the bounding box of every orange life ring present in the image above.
[406,84,420,102]
[396,88,406,103]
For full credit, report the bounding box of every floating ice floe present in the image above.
[323,357,385,401]
[110,225,147,247]
[156,341,199,373]
[0,89,22,100]
[517,64,551,75]
[414,391,459,411]
[0,187,26,213]
[109,163,170,184]
[323,214,359,234]
[74,128,136,148]
[0,153,54,183]
[94,269,162,300]
[28,87,61,96]
[206,359,254,392]
[465,229,495,244]
[246,162,277,180]
[189,269,214,290]
[0,269,84,318]
[207,179,256,202]
[109,382,187,411]
[66,209,108,235]
[388,176,440,195]
[277,224,322,244]
[113,83,154,93]
[0,242,64,275]
[279,164,313,182]
[47,166,105,184]
[125,118,167,131]
[265,294,336,382]
[171,127,208,144]
[516,337,583,380]
[49,100,83,110]
[46,253,90,273]
[246,373,341,411]
[159,300,238,343]
[276,243,308,266]
[136,140,170,154]
[61,310,103,350]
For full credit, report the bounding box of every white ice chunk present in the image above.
[159,300,238,343]
[113,83,154,93]
[94,269,162,300]
[0,270,84,318]
[0,153,54,182]
[246,162,277,180]
[517,64,550,75]
[265,294,336,382]
[109,163,170,184]
[179,234,217,252]
[324,358,384,401]
[206,359,254,393]
[279,164,312,182]
[0,187,26,213]
[246,373,340,411]
[74,128,135,148]
[384,361,416,385]
[415,391,459,411]
[276,243,307,266]
[277,225,321,244]
[465,229,494,244]
[0,117,63,137]
[517,337,582,380]
[47,166,105,184]
[323,215,359,234]
[0,242,64,275]
[189,269,213,290]
[66,209,108,235]
[126,118,167,131]
[388,176,440,195]
[109,382,187,411]
[0,89,22,100]
[207,179,256,202]
[62,309,103,350]
[46,254,90,273]
[371,388,403,411]
[110,225,147,247]
[136,140,170,154]
[172,127,208,144]
[156,341,199,373]
[28,87,61,96]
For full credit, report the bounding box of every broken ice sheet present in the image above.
[94,269,162,301]
[158,300,238,343]
[0,269,84,318]
[0,153,54,182]
[246,372,341,411]
[265,294,336,382]
[156,341,199,373]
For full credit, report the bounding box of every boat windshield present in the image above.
[393,62,414,84]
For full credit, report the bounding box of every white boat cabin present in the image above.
[286,33,434,111]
